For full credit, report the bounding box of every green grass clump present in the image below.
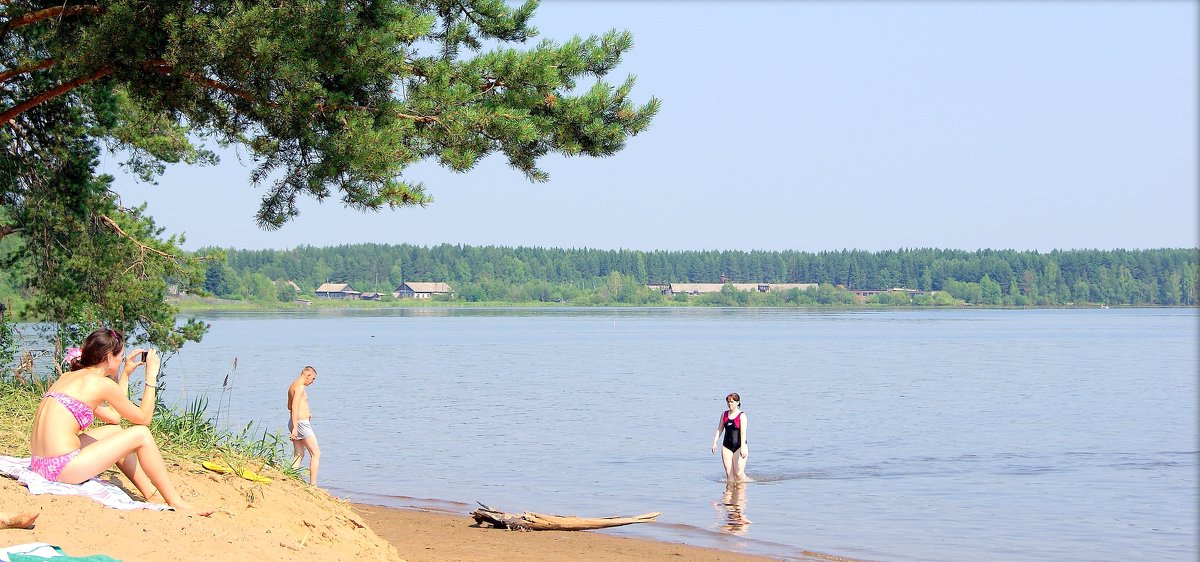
[0,378,40,456]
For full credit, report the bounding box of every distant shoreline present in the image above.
[169,297,1193,314]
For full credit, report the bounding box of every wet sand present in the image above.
[354,502,785,561]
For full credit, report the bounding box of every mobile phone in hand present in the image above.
[140,351,149,362]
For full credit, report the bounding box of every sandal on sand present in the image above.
[236,469,272,483]
[202,460,272,483]
[202,460,234,474]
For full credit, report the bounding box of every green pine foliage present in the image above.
[2,0,660,228]
[2,0,659,352]
[0,52,210,349]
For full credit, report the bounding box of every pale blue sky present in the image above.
[103,1,1198,252]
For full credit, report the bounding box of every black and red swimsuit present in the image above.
[721,411,744,452]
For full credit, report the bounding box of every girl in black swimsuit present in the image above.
[710,392,749,482]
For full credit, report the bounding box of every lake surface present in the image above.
[72,308,1200,560]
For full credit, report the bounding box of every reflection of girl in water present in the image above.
[710,392,749,482]
[716,482,751,535]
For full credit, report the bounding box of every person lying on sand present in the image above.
[1,512,38,529]
[28,328,212,516]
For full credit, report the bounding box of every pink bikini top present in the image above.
[44,392,94,430]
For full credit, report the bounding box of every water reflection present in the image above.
[714,482,751,535]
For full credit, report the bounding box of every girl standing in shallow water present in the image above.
[27,328,211,515]
[711,392,750,482]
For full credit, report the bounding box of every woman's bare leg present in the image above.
[81,426,158,502]
[58,426,211,515]
[720,447,736,482]
[731,451,749,482]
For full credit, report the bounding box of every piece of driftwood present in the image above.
[471,502,661,531]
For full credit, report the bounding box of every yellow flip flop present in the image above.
[202,460,234,474]
[202,460,271,482]
[236,468,272,483]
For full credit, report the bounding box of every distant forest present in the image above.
[196,245,1198,307]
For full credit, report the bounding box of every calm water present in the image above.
[80,308,1200,560]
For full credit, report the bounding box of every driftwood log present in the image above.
[470,502,661,531]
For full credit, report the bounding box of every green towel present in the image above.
[4,543,120,562]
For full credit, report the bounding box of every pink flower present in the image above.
[63,347,82,365]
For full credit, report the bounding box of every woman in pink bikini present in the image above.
[27,328,211,515]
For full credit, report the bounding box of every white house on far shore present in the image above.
[393,282,453,299]
[315,283,361,299]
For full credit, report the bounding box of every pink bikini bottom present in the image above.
[28,449,80,482]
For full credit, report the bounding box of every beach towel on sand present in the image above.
[0,542,120,561]
[0,456,170,512]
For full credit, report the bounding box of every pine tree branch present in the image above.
[142,59,261,105]
[2,5,103,31]
[0,58,55,83]
[316,101,439,124]
[4,116,30,151]
[0,55,446,132]
[0,65,113,126]
[456,0,486,29]
[98,214,195,278]
[479,77,505,94]
[97,214,172,260]
[143,60,440,124]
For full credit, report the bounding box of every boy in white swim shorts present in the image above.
[287,365,321,485]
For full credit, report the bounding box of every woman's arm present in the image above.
[100,350,159,425]
[99,349,145,424]
[117,348,144,389]
[94,404,121,425]
[711,416,724,453]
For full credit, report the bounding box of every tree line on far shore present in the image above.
[192,245,1198,307]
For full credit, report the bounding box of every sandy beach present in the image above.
[1,457,792,561]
